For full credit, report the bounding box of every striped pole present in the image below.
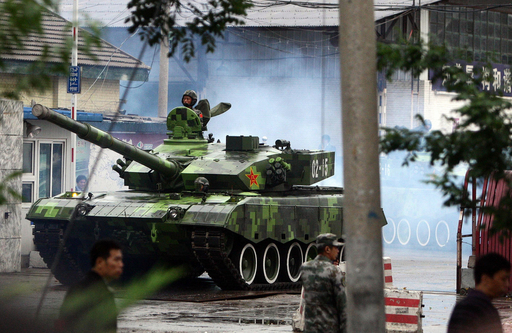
[70,0,78,190]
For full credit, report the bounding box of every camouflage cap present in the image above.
[316,233,343,247]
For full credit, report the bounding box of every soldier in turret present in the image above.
[182,90,210,130]
[182,90,198,111]
[180,90,232,132]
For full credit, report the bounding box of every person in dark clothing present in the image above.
[57,240,123,333]
[447,252,511,333]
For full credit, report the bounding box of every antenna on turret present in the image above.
[208,133,215,143]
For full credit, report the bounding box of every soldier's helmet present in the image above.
[182,90,198,108]
[194,176,209,192]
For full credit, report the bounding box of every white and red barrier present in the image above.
[384,257,393,288]
[385,289,423,333]
[340,257,393,288]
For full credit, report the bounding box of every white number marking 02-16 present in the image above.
[311,157,329,179]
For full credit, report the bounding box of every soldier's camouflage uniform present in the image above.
[300,254,346,333]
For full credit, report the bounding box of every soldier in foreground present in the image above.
[300,233,346,333]
[57,240,124,333]
[448,252,511,333]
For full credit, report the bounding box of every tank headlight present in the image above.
[76,204,92,216]
[167,207,184,220]
[169,209,179,220]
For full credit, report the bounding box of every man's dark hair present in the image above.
[317,244,327,253]
[76,175,87,183]
[90,240,121,267]
[474,252,511,285]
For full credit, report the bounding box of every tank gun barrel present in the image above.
[32,104,179,178]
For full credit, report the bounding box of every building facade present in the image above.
[0,6,168,266]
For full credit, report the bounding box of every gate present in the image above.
[456,170,512,292]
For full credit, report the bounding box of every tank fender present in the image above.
[26,198,81,220]
[181,204,237,226]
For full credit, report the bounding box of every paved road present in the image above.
[1,248,510,332]
[385,248,457,333]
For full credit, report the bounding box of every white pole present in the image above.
[158,4,170,118]
[158,37,169,118]
[70,0,78,191]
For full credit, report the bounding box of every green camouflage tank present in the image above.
[27,104,355,290]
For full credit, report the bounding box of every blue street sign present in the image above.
[67,66,81,94]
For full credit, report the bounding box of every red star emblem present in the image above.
[246,167,260,187]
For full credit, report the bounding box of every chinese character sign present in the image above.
[67,66,81,94]
[429,61,512,97]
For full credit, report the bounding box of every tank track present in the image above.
[191,228,300,291]
[33,224,85,285]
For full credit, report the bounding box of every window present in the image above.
[22,182,33,203]
[38,142,63,198]
[22,139,66,204]
[429,7,512,63]
[23,142,33,174]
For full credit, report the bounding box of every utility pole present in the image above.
[157,5,170,118]
[70,0,78,190]
[339,1,386,332]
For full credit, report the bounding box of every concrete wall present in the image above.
[53,77,120,112]
[383,78,512,134]
[0,74,120,113]
[384,80,431,130]
[0,99,23,272]
[425,89,469,133]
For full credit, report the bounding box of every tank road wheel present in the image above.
[258,242,280,284]
[304,242,317,262]
[238,243,258,285]
[282,242,304,282]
